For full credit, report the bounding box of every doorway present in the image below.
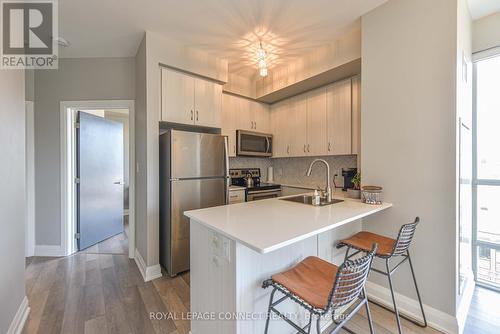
[60,100,135,258]
[473,54,500,291]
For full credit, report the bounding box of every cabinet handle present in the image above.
[190,110,193,120]
[233,145,236,154]
[287,145,290,154]
[307,144,310,152]
[328,142,331,151]
[303,144,306,153]
[196,110,199,121]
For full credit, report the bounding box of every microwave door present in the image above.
[237,130,273,157]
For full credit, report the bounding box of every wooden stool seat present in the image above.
[340,231,396,257]
[272,256,338,309]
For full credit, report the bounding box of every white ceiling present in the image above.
[58,0,387,75]
[468,0,500,20]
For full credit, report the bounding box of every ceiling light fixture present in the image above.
[256,41,268,77]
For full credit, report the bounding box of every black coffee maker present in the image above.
[342,168,357,191]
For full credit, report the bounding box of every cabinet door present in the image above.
[351,76,361,155]
[254,102,270,133]
[271,100,289,158]
[326,79,352,155]
[291,95,307,157]
[161,68,195,124]
[221,94,237,157]
[236,98,254,131]
[194,78,222,128]
[306,88,327,156]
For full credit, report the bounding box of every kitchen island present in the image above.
[184,194,392,334]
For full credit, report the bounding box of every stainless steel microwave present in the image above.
[236,130,273,157]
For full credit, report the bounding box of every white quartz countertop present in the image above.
[184,194,392,254]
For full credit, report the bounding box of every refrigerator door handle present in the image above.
[224,136,230,205]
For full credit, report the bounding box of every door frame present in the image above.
[60,100,135,258]
[25,101,35,257]
[472,51,500,291]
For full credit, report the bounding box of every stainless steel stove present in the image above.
[229,168,282,201]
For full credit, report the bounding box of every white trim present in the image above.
[456,275,475,334]
[34,245,65,257]
[60,100,135,258]
[25,101,35,257]
[365,281,459,334]
[7,296,30,334]
[134,248,162,282]
[472,46,500,62]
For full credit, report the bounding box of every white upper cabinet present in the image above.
[236,98,270,132]
[160,67,222,127]
[269,76,358,158]
[253,102,271,133]
[161,67,195,124]
[291,95,307,156]
[221,93,271,156]
[326,79,352,155]
[194,78,222,128]
[306,88,328,156]
[222,94,237,157]
[236,98,253,131]
[351,76,361,155]
[271,100,290,157]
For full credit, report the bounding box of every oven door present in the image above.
[237,130,273,157]
[246,189,282,201]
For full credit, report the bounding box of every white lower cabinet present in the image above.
[228,188,245,204]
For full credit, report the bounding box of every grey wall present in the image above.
[361,0,458,315]
[34,57,135,246]
[0,70,26,332]
[135,36,148,260]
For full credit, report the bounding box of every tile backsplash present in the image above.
[229,155,357,189]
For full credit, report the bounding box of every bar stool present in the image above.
[337,217,427,334]
[262,244,378,334]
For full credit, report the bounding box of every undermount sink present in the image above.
[280,195,344,206]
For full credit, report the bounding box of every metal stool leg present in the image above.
[386,258,403,334]
[316,315,321,334]
[363,288,375,334]
[407,250,427,327]
[343,245,351,262]
[264,288,277,334]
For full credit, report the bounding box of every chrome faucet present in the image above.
[306,159,332,203]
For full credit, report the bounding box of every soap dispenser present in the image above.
[312,190,321,206]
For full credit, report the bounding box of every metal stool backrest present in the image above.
[327,244,377,310]
[391,217,420,256]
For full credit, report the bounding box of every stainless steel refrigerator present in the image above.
[159,130,229,276]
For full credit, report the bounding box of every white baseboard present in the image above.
[456,276,475,334]
[365,281,458,334]
[7,296,30,334]
[34,244,65,257]
[134,248,162,282]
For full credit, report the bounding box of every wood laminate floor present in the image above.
[463,286,500,333]
[23,254,442,334]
